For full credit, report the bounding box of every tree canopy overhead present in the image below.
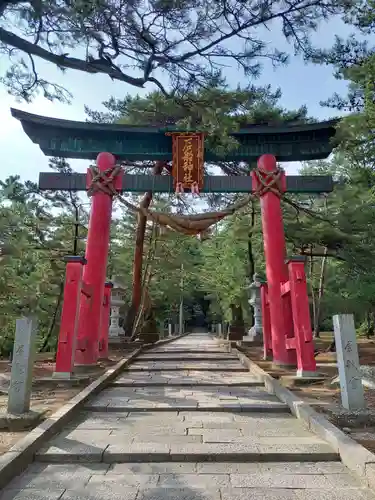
[308,0,374,168]
[0,0,355,102]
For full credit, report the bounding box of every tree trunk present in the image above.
[365,311,373,339]
[247,202,256,328]
[247,201,256,276]
[230,303,244,324]
[370,308,375,338]
[124,161,166,334]
[309,246,318,337]
[313,246,328,338]
[40,281,64,353]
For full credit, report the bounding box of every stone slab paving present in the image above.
[2,331,375,499]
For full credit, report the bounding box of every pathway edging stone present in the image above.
[232,345,375,490]
[0,332,189,489]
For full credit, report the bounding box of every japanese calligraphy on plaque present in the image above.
[167,132,204,192]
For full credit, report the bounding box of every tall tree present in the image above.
[1,0,354,102]
[0,158,89,355]
[308,1,374,168]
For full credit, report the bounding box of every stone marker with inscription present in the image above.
[7,317,37,415]
[333,314,365,411]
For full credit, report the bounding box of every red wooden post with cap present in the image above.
[98,281,113,360]
[251,154,296,367]
[75,153,122,367]
[287,256,316,375]
[54,256,86,378]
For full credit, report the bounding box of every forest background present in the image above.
[0,0,374,355]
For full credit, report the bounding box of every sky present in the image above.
[0,16,354,184]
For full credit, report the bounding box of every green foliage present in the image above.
[309,1,375,167]
[0,0,352,101]
[0,163,88,357]
[86,86,310,168]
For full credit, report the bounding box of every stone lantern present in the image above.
[244,273,264,343]
[109,277,126,341]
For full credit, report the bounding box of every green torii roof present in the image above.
[11,108,338,163]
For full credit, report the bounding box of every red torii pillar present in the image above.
[75,153,122,368]
[54,256,86,377]
[251,154,296,367]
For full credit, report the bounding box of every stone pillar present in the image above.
[217,323,222,338]
[333,314,365,410]
[109,279,126,340]
[8,317,37,415]
[244,273,263,344]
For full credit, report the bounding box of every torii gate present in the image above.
[11,108,335,378]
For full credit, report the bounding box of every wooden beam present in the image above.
[38,173,334,194]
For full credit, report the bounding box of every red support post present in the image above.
[287,257,316,375]
[54,256,86,378]
[99,281,113,360]
[251,154,296,367]
[75,152,122,367]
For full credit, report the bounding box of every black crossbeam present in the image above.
[38,172,333,194]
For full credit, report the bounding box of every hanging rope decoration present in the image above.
[252,161,284,198]
[87,156,285,236]
[87,164,123,196]
[174,181,201,195]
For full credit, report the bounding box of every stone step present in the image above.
[114,371,261,386]
[85,386,287,412]
[35,441,339,464]
[111,381,263,387]
[86,403,289,412]
[137,354,237,360]
[68,411,314,435]
[150,349,228,354]
[35,410,338,464]
[7,461,372,500]
[127,362,247,371]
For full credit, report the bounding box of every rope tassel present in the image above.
[191,182,200,195]
[175,182,184,194]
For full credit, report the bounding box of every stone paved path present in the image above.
[2,332,375,499]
